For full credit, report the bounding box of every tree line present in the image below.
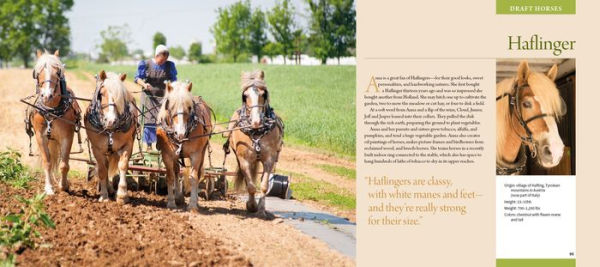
[0,0,73,68]
[212,0,355,64]
[0,0,355,66]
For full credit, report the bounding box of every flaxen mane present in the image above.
[159,81,194,121]
[241,70,267,91]
[34,53,65,77]
[103,72,133,114]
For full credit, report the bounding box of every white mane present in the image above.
[103,72,131,114]
[34,53,65,77]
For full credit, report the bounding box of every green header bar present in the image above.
[497,259,576,267]
[497,0,576,14]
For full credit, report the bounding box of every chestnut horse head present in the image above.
[34,50,65,106]
[497,61,567,169]
[94,70,131,130]
[241,70,269,129]
[160,81,195,141]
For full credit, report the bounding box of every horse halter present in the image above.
[496,81,551,158]
[33,63,67,96]
[242,86,269,112]
[162,99,201,141]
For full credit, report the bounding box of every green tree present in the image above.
[211,1,251,63]
[39,0,74,56]
[130,48,145,60]
[188,42,203,63]
[153,32,167,49]
[306,0,334,64]
[267,0,296,64]
[0,0,73,68]
[99,25,130,62]
[169,45,186,60]
[307,0,355,64]
[263,42,282,62]
[292,29,308,64]
[248,9,268,62]
[330,0,355,63]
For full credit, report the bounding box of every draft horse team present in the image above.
[25,50,283,215]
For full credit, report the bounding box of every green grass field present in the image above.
[76,63,356,158]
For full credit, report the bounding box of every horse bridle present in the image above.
[33,63,67,96]
[496,81,551,158]
[87,76,134,152]
[160,97,206,157]
[242,86,269,112]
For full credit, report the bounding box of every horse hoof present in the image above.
[167,202,178,209]
[246,200,258,213]
[45,189,55,196]
[187,205,200,213]
[175,194,185,206]
[98,196,110,202]
[116,195,129,204]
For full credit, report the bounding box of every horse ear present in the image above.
[165,81,173,92]
[186,82,193,92]
[119,73,127,81]
[36,50,43,58]
[99,70,107,80]
[547,64,558,81]
[516,61,530,84]
[54,50,60,57]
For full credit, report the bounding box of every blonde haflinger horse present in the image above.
[496,61,567,175]
[226,70,283,216]
[156,81,213,211]
[84,70,138,202]
[29,50,81,195]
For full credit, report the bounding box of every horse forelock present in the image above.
[241,70,267,91]
[162,81,194,119]
[34,53,64,78]
[102,72,130,114]
[527,72,564,119]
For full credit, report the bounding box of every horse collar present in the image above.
[496,145,527,175]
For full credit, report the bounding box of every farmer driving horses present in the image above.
[134,45,178,150]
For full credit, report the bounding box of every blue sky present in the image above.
[67,0,308,56]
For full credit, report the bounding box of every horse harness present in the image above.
[160,97,209,158]
[85,76,135,153]
[229,87,283,160]
[496,145,528,175]
[25,66,82,155]
[495,80,551,174]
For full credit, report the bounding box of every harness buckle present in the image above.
[175,143,183,157]
[108,132,114,152]
[45,119,53,138]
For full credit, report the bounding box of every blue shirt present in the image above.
[134,60,178,83]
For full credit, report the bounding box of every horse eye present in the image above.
[523,101,532,108]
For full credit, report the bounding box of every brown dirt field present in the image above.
[1,179,352,266]
[0,68,355,266]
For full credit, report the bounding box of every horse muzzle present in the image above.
[538,138,565,168]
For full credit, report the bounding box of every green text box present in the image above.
[497,0,575,14]
[497,259,576,267]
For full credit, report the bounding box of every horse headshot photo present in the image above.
[26,50,81,195]
[225,70,284,216]
[496,60,575,175]
[84,70,138,202]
